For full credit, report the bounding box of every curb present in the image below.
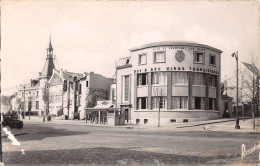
[176,117,252,128]
[22,117,254,129]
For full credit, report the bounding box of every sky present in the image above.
[1,0,260,96]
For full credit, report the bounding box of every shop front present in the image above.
[85,100,125,126]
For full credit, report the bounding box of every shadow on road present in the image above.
[4,124,90,141]
[3,147,228,166]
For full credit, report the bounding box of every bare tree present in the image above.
[42,83,55,121]
[152,87,166,127]
[224,62,259,129]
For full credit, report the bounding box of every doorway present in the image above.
[125,109,129,124]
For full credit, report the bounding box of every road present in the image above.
[1,119,259,166]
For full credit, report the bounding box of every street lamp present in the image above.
[232,51,240,129]
[21,84,26,119]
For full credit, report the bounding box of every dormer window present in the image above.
[126,59,130,65]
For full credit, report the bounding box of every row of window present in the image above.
[136,72,216,86]
[23,101,39,110]
[138,51,216,65]
[137,97,215,110]
[21,91,39,97]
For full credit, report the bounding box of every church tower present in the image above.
[38,37,56,115]
[40,38,55,80]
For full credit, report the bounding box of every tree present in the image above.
[152,87,166,127]
[16,98,22,120]
[84,89,107,108]
[224,62,259,129]
[42,83,54,121]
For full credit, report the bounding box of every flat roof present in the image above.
[130,41,222,53]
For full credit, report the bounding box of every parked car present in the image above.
[2,111,23,129]
[73,112,80,120]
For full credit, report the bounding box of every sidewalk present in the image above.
[204,118,260,133]
[20,116,260,133]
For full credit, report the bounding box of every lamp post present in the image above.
[21,84,26,119]
[232,51,240,129]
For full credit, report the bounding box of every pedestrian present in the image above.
[21,112,25,119]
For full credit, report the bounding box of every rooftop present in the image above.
[130,41,222,53]
[63,70,84,81]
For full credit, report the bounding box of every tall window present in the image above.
[209,98,215,110]
[209,74,216,87]
[124,75,130,101]
[137,73,148,86]
[194,52,204,63]
[111,88,115,101]
[210,55,216,66]
[139,54,147,65]
[79,84,82,94]
[36,101,39,109]
[154,51,165,63]
[194,97,205,110]
[152,72,167,85]
[172,72,188,84]
[172,97,188,109]
[137,97,148,109]
[152,97,167,109]
[193,73,205,85]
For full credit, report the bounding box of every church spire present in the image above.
[47,35,53,58]
[41,37,55,78]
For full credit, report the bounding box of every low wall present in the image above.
[132,110,219,125]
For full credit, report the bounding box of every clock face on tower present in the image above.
[175,50,185,62]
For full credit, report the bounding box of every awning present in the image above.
[85,100,119,111]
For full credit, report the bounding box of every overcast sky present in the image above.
[2,0,259,95]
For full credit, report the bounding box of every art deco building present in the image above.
[116,41,222,124]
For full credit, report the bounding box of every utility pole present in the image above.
[253,76,255,130]
[67,79,70,120]
[46,83,50,120]
[158,97,161,127]
[232,51,240,129]
[256,75,259,117]
[21,85,26,119]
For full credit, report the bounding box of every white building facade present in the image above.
[116,41,222,124]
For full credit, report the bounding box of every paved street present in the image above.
[1,117,260,166]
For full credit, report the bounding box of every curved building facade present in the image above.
[116,41,222,124]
